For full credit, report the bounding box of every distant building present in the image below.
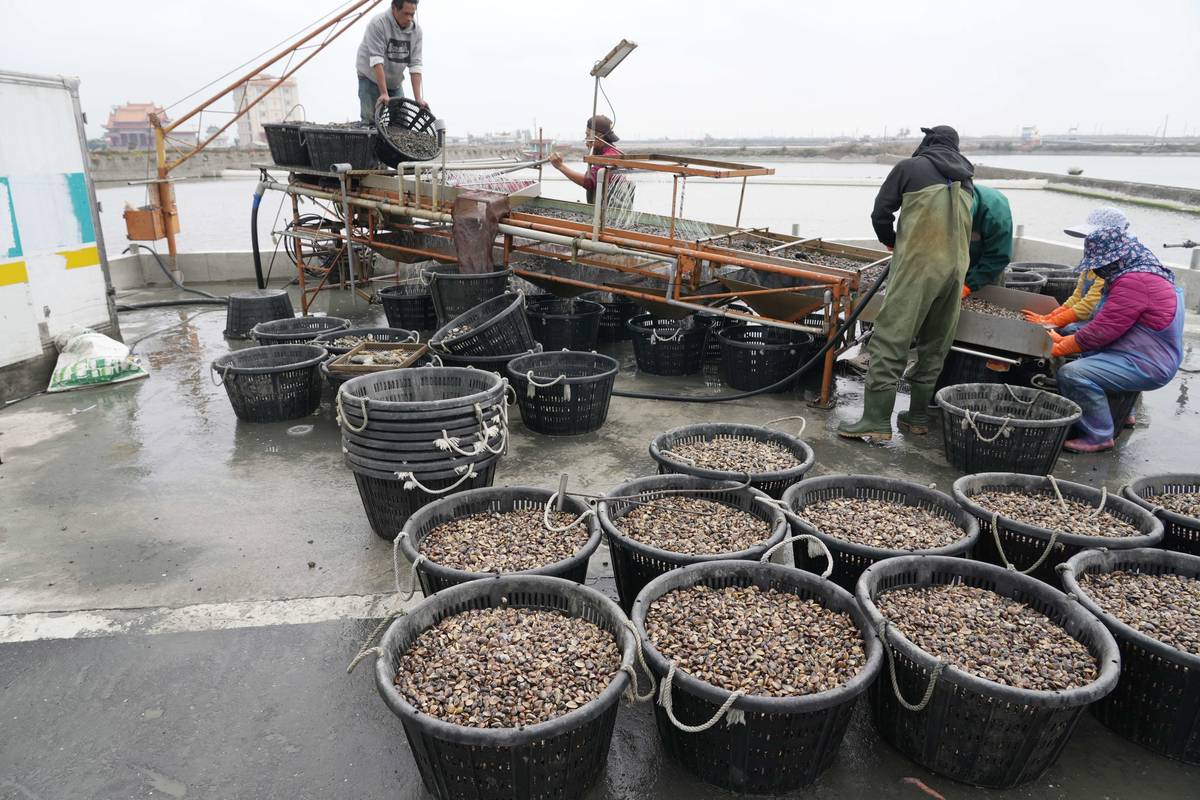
[103,102,167,150]
[1020,126,1041,145]
[205,125,232,149]
[232,75,300,147]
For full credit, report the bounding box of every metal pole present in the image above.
[735,176,748,229]
[591,167,606,241]
[334,166,359,305]
[669,175,678,240]
[152,122,178,261]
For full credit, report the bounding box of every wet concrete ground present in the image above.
[2,281,1199,799]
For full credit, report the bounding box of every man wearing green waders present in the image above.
[839,125,974,443]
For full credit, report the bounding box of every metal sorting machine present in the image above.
[858,284,1059,381]
[255,152,894,406]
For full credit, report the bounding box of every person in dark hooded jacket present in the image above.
[839,125,975,442]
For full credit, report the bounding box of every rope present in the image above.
[1004,384,1037,405]
[346,610,406,674]
[760,534,834,579]
[391,533,426,601]
[961,410,1012,443]
[395,464,479,495]
[1047,475,1067,509]
[766,415,808,438]
[543,492,595,532]
[991,512,1060,575]
[404,331,421,344]
[878,621,944,712]
[434,430,488,457]
[210,363,231,387]
[1091,486,1108,517]
[337,393,369,433]
[658,449,696,466]
[650,326,684,345]
[657,663,745,732]
[621,620,656,704]
[525,371,571,403]
[428,354,444,367]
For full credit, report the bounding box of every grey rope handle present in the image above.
[525,371,571,402]
[543,492,595,532]
[766,415,808,438]
[760,533,834,579]
[404,331,421,344]
[621,620,656,704]
[961,410,1011,443]
[395,464,479,494]
[658,449,696,466]
[428,354,444,367]
[210,363,232,387]
[991,512,1059,574]
[1004,384,1037,405]
[392,533,427,601]
[337,393,370,433]
[1091,486,1108,517]
[878,620,944,712]
[650,327,684,345]
[1046,474,1067,509]
[657,663,745,732]
[346,610,405,674]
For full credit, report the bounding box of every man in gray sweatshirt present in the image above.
[356,0,426,123]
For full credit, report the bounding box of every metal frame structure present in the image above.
[257,151,889,406]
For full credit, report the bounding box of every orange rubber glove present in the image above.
[1046,306,1080,329]
[961,285,971,299]
[1050,333,1082,358]
[1022,309,1050,324]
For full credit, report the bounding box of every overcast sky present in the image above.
[6,0,1200,142]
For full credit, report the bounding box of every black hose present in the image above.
[117,299,227,311]
[123,243,227,301]
[611,264,890,404]
[252,180,267,290]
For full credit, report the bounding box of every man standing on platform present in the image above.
[356,0,427,124]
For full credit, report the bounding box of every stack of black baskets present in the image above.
[337,368,508,539]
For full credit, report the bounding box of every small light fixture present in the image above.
[591,40,638,78]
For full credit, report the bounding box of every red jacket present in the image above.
[1075,271,1177,352]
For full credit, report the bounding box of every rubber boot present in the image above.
[897,383,938,435]
[838,389,895,443]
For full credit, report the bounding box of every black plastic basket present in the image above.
[586,292,637,342]
[312,326,418,356]
[632,560,883,794]
[263,122,310,168]
[224,289,295,339]
[339,367,507,420]
[627,314,708,376]
[1060,548,1200,764]
[717,324,815,392]
[526,298,604,352]
[349,453,501,539]
[506,351,618,436]
[300,124,379,172]
[429,293,535,357]
[211,345,326,423]
[396,486,600,596]
[433,346,542,378]
[374,97,440,166]
[372,575,635,800]
[933,349,1016,394]
[380,282,439,331]
[598,475,788,614]
[251,315,351,345]
[426,267,511,324]
[779,475,977,592]
[936,383,1081,476]
[856,555,1121,789]
[952,472,1164,585]
[1122,474,1200,555]
[649,423,815,499]
[1003,270,1048,294]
